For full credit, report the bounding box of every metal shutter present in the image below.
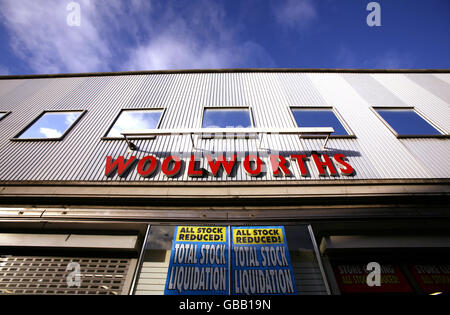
[135,250,170,295]
[0,255,137,295]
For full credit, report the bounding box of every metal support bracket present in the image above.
[123,135,137,151]
[190,133,196,151]
[121,127,334,152]
[321,134,330,151]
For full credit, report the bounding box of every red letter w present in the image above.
[206,154,237,176]
[105,156,136,177]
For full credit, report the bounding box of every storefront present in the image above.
[0,69,449,295]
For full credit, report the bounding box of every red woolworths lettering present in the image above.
[162,155,182,177]
[290,154,308,176]
[270,155,291,177]
[243,155,263,176]
[312,154,338,176]
[333,154,354,176]
[188,154,203,177]
[136,155,158,177]
[206,154,237,176]
[105,156,136,177]
[104,153,355,178]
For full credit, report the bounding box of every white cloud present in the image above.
[39,127,62,138]
[0,0,114,73]
[273,0,317,30]
[64,112,79,126]
[108,111,160,137]
[126,33,226,70]
[124,1,275,70]
[0,0,274,74]
[125,32,273,70]
[373,51,415,69]
[334,45,416,69]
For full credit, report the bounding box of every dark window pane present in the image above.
[18,111,82,139]
[291,109,348,135]
[202,109,251,128]
[107,110,162,137]
[376,110,441,136]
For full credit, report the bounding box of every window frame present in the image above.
[0,111,11,122]
[101,108,166,140]
[200,106,255,129]
[371,106,449,138]
[288,106,355,138]
[11,109,86,141]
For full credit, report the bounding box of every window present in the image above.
[0,111,10,121]
[291,108,349,136]
[202,108,253,128]
[134,224,326,295]
[105,109,164,138]
[14,110,84,140]
[374,108,442,136]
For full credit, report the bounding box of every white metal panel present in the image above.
[373,73,450,133]
[0,79,25,98]
[0,72,448,183]
[400,138,450,178]
[308,72,433,179]
[434,73,450,86]
[341,73,406,106]
[406,74,450,105]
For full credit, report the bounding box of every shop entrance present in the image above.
[133,224,330,295]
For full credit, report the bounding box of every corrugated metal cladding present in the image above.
[0,72,449,182]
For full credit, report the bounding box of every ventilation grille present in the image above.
[0,255,135,295]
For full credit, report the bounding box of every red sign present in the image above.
[105,153,354,178]
[409,264,450,294]
[333,264,413,293]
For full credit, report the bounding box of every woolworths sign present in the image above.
[164,226,297,295]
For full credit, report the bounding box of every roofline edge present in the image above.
[1,68,450,80]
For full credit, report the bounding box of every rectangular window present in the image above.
[105,109,164,138]
[133,225,326,295]
[14,110,84,140]
[291,108,349,136]
[374,108,442,136]
[0,111,10,122]
[202,108,253,128]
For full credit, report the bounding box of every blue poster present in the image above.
[165,225,297,295]
[164,226,229,295]
[231,226,297,295]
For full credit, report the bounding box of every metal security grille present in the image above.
[0,255,136,295]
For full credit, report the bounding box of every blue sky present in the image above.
[0,0,449,75]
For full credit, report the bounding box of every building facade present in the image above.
[0,69,449,295]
